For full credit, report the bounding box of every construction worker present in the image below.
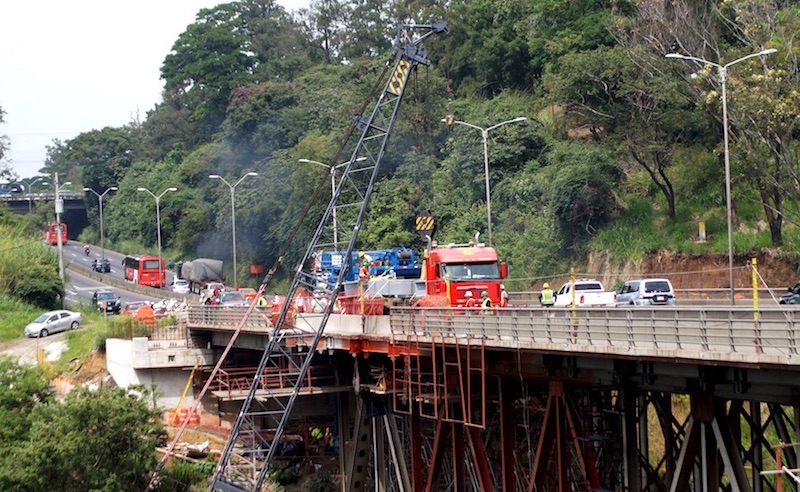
[359,259,370,281]
[539,282,556,307]
[323,427,333,454]
[500,284,509,308]
[480,291,494,315]
[311,292,326,313]
[463,290,476,314]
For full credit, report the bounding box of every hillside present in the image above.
[586,250,799,293]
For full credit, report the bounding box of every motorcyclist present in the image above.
[84,244,90,256]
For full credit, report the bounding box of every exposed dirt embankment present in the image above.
[585,250,799,291]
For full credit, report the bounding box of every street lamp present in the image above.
[82,186,118,260]
[54,174,72,286]
[666,48,777,305]
[298,157,367,250]
[137,187,177,288]
[28,177,49,212]
[442,116,527,247]
[209,172,258,290]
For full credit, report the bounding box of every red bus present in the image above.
[47,222,68,245]
[123,255,166,288]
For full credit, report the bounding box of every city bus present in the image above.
[47,222,68,245]
[123,255,166,288]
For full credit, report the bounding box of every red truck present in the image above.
[420,239,508,308]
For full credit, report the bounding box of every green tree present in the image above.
[0,386,164,492]
[0,105,8,164]
[0,355,52,448]
[161,3,255,134]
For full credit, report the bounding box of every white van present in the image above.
[615,278,675,306]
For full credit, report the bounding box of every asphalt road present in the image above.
[0,243,184,367]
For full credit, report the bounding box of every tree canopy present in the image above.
[23,0,800,289]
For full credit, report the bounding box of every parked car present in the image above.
[92,290,122,314]
[24,310,82,338]
[616,278,676,306]
[238,287,258,303]
[779,281,800,304]
[171,278,190,294]
[92,258,111,273]
[218,291,248,306]
[122,300,150,317]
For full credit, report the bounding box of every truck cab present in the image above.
[424,240,507,307]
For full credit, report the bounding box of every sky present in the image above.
[0,0,307,179]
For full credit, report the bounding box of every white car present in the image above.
[24,310,83,338]
[172,278,191,294]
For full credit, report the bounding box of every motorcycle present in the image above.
[84,246,90,256]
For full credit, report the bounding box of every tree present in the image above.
[0,386,165,492]
[0,105,8,164]
[161,3,255,134]
[0,355,52,447]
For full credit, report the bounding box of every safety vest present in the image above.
[257,296,268,307]
[481,297,494,315]
[540,289,555,306]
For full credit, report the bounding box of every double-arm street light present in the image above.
[82,186,118,261]
[137,187,177,288]
[442,116,527,247]
[209,172,258,290]
[666,48,777,305]
[298,157,367,250]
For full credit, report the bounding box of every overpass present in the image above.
[162,303,800,491]
[0,192,88,238]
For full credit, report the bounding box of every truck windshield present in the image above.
[442,262,500,280]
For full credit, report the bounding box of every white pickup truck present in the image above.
[553,279,617,307]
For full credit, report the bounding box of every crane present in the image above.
[207,22,448,492]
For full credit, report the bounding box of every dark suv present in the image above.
[92,258,111,273]
[92,290,121,314]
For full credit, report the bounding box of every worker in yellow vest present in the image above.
[480,291,494,315]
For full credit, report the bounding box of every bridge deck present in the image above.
[186,305,800,368]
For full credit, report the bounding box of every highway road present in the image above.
[54,242,190,309]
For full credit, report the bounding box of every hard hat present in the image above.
[500,284,505,290]
[465,291,472,298]
[481,291,489,297]
[543,282,550,289]
[358,251,365,257]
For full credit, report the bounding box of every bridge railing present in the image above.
[388,306,800,366]
[186,306,272,332]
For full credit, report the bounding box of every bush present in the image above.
[304,470,336,492]
[155,459,215,492]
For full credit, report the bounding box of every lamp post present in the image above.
[298,157,367,250]
[28,177,49,212]
[209,172,258,290]
[442,116,527,247]
[137,187,177,288]
[82,186,117,260]
[666,48,777,305]
[54,174,72,286]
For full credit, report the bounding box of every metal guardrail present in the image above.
[186,306,273,332]
[388,306,800,366]
[183,304,800,366]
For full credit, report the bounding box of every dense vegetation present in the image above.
[0,355,166,491]
[4,0,800,291]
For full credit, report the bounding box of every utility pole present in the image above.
[54,173,66,304]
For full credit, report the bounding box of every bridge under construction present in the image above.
[164,304,800,491]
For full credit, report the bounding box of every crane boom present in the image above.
[208,22,447,492]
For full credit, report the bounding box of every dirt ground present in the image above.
[585,250,799,292]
